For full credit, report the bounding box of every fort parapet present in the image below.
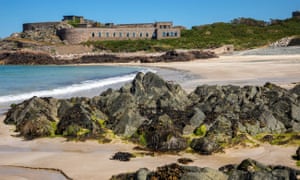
[23,16,181,44]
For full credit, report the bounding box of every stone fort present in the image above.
[23,15,181,44]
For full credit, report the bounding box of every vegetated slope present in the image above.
[85,18,300,52]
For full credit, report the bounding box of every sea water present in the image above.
[0,65,150,113]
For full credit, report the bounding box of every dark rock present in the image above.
[291,84,300,96]
[4,96,58,139]
[288,37,300,46]
[261,134,274,143]
[110,152,135,162]
[111,163,227,180]
[0,51,57,65]
[220,159,300,180]
[190,137,220,155]
[177,158,194,165]
[56,104,102,137]
[294,146,300,160]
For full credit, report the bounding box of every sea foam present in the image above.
[0,69,154,104]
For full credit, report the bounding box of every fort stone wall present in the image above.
[58,27,181,44]
[23,22,60,32]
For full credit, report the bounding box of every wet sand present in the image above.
[0,115,298,180]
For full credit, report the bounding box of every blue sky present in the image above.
[0,0,299,38]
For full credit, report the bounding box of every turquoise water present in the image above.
[0,65,148,112]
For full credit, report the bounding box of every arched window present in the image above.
[174,32,178,37]
[92,32,95,37]
[146,33,149,37]
[98,32,101,37]
[119,32,122,37]
[133,32,136,38]
[166,32,170,37]
[113,32,116,37]
[140,33,143,37]
[106,32,109,37]
[170,32,174,37]
[162,32,166,37]
[127,33,130,37]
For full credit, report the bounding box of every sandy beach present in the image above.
[145,54,300,91]
[1,53,300,179]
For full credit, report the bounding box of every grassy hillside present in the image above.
[84,18,300,52]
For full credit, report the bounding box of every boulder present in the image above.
[4,96,58,139]
[220,159,300,180]
[110,152,135,162]
[291,84,300,96]
[56,104,102,137]
[181,168,228,180]
[183,108,206,135]
[190,137,220,155]
[291,104,300,122]
[295,146,300,160]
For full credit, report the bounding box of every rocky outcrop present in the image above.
[13,22,73,44]
[5,97,58,139]
[4,72,300,152]
[270,36,300,48]
[0,51,56,65]
[111,159,300,180]
[288,37,300,46]
[219,159,300,180]
[0,50,217,65]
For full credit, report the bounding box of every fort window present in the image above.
[160,25,163,29]
[140,33,143,37]
[152,32,157,38]
[119,32,122,37]
[166,32,170,37]
[113,32,116,37]
[170,32,174,37]
[162,32,166,37]
[174,32,178,37]
[127,33,130,37]
[146,33,149,37]
[133,32,136,38]
[106,32,109,37]
[98,32,101,37]
[92,32,95,37]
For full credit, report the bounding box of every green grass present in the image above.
[297,161,300,167]
[83,18,300,52]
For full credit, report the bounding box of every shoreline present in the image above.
[1,53,300,179]
[70,53,300,91]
